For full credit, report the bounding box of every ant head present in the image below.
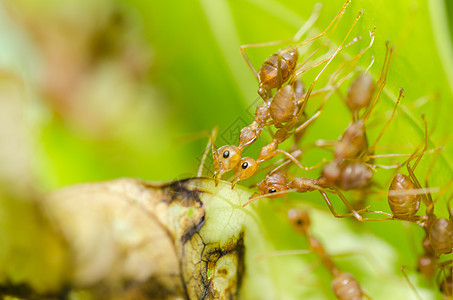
[287,209,310,233]
[257,172,287,198]
[213,145,241,185]
[231,157,259,188]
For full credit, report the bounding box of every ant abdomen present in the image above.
[429,218,453,256]
[345,73,375,112]
[331,272,364,300]
[388,174,421,219]
[270,84,297,125]
[258,48,298,91]
[257,172,288,198]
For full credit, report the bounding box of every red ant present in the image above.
[245,171,390,222]
[317,41,396,162]
[287,209,371,299]
[230,35,372,188]
[389,119,453,256]
[212,8,364,185]
[386,115,436,222]
[241,1,352,100]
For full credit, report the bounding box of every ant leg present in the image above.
[366,147,443,160]
[292,110,322,135]
[321,31,372,88]
[318,191,366,219]
[290,2,361,82]
[355,211,397,222]
[298,10,363,115]
[257,149,303,175]
[410,114,428,171]
[242,189,296,207]
[292,3,323,41]
[315,139,337,149]
[432,182,453,209]
[406,163,432,209]
[275,149,327,171]
[198,127,219,177]
[362,292,372,300]
[331,251,386,277]
[448,195,453,221]
[239,2,323,80]
[400,266,423,300]
[362,42,394,123]
[333,188,374,221]
[405,117,433,208]
[292,35,361,83]
[367,88,404,154]
[277,53,283,89]
[344,30,375,73]
[365,55,375,73]
[293,64,354,130]
[210,126,219,157]
[312,30,374,87]
[255,249,311,262]
[365,163,402,170]
[300,53,360,102]
[291,0,352,53]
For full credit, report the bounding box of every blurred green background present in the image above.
[0,0,452,298]
[0,0,451,188]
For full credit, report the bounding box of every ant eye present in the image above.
[269,188,277,193]
[296,219,303,225]
[241,162,248,169]
[223,150,230,158]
